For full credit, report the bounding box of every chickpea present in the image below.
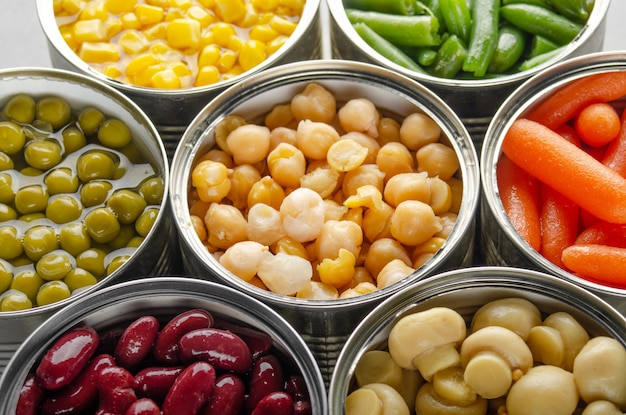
[376,142,414,180]
[416,142,459,181]
[341,131,380,164]
[341,164,385,197]
[204,203,247,250]
[377,116,401,144]
[338,98,379,137]
[383,172,431,207]
[364,238,411,279]
[290,82,337,124]
[279,187,325,243]
[391,200,443,246]
[315,219,363,261]
[296,119,340,160]
[327,138,369,172]
[362,201,394,242]
[227,164,262,209]
[226,124,271,165]
[246,203,285,246]
[257,251,312,296]
[376,258,415,289]
[297,281,339,300]
[268,126,298,150]
[247,176,285,210]
[399,112,441,150]
[267,142,306,188]
[219,240,269,281]
[265,103,294,131]
[300,165,341,199]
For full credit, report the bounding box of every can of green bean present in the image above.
[169,58,480,383]
[0,67,175,376]
[481,51,626,315]
[327,0,611,151]
[36,0,323,160]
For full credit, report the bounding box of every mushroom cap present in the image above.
[470,297,542,340]
[460,326,533,371]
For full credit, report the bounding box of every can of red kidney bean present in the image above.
[480,51,626,315]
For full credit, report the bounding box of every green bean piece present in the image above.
[500,4,583,45]
[518,45,566,71]
[344,0,419,15]
[487,25,527,74]
[422,0,447,32]
[550,0,590,23]
[414,47,438,66]
[502,0,552,8]
[438,0,471,44]
[462,0,500,77]
[346,9,441,47]
[528,35,558,58]
[429,34,467,79]
[352,23,427,73]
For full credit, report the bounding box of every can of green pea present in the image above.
[327,0,611,151]
[36,0,323,161]
[480,51,626,315]
[0,67,175,375]
[169,59,480,383]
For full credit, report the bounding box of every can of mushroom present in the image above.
[328,266,626,414]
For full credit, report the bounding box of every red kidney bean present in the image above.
[284,375,310,401]
[250,391,295,415]
[214,320,273,360]
[36,327,99,390]
[97,366,137,415]
[114,316,160,369]
[134,366,183,403]
[124,398,161,415]
[293,400,312,415]
[16,374,45,415]
[178,328,252,373]
[153,309,213,364]
[41,354,115,415]
[202,373,245,415]
[161,361,216,415]
[246,354,284,413]
[96,325,126,356]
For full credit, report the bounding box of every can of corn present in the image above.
[480,51,626,314]
[169,58,480,383]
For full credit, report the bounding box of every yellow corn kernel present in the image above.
[211,22,236,47]
[53,0,63,14]
[197,0,215,8]
[73,19,107,43]
[223,65,244,79]
[279,0,305,15]
[249,24,280,43]
[78,42,121,63]
[125,53,159,77]
[164,8,186,22]
[143,22,168,40]
[145,0,169,7]
[186,5,213,28]
[135,4,165,26]
[266,35,288,55]
[118,30,150,55]
[170,0,192,9]
[133,63,166,87]
[121,13,142,30]
[214,0,246,23]
[166,19,201,50]
[195,65,220,86]
[80,0,108,20]
[168,61,192,77]
[197,44,221,68]
[217,49,237,73]
[59,24,78,51]
[227,35,243,52]
[237,3,259,28]
[238,40,266,72]
[105,0,137,14]
[270,15,298,36]
[257,13,274,25]
[200,31,215,48]
[252,0,279,12]
[62,0,83,15]
[104,17,123,40]
[103,65,122,78]
[152,68,181,89]
[151,41,183,62]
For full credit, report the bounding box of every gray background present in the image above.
[0,0,624,69]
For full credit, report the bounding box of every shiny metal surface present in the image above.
[328,266,626,414]
[0,277,328,414]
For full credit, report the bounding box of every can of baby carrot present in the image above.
[481,51,626,315]
[327,0,611,151]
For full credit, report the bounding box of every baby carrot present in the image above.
[539,184,579,269]
[561,244,626,288]
[502,118,626,224]
[575,221,626,248]
[526,71,626,130]
[497,153,542,251]
[574,102,621,147]
[602,107,626,177]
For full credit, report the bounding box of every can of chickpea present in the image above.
[328,266,626,414]
[327,0,611,150]
[480,51,626,315]
[0,67,175,375]
[0,277,328,414]
[169,59,481,383]
[36,0,322,160]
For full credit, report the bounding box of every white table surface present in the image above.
[1,0,623,70]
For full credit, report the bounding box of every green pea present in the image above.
[0,203,17,221]
[108,224,137,250]
[107,189,147,224]
[106,255,129,275]
[78,107,105,136]
[135,207,159,237]
[0,260,13,293]
[24,139,63,170]
[80,181,113,207]
[59,222,91,257]
[0,121,26,155]
[0,226,24,260]
[0,152,14,171]
[11,269,44,302]
[1,291,32,312]
[64,268,97,292]
[97,118,132,148]
[9,255,33,267]
[36,280,71,306]
[44,167,79,195]
[36,96,72,130]
[84,207,120,243]
[0,173,15,204]
[20,167,44,177]
[23,225,59,261]
[139,176,165,205]
[120,142,147,164]
[127,236,144,248]
[19,213,46,222]
[77,151,116,182]
[2,93,36,124]
[76,248,106,278]
[62,126,87,154]
[36,251,73,281]
[46,195,82,224]
[14,185,49,215]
